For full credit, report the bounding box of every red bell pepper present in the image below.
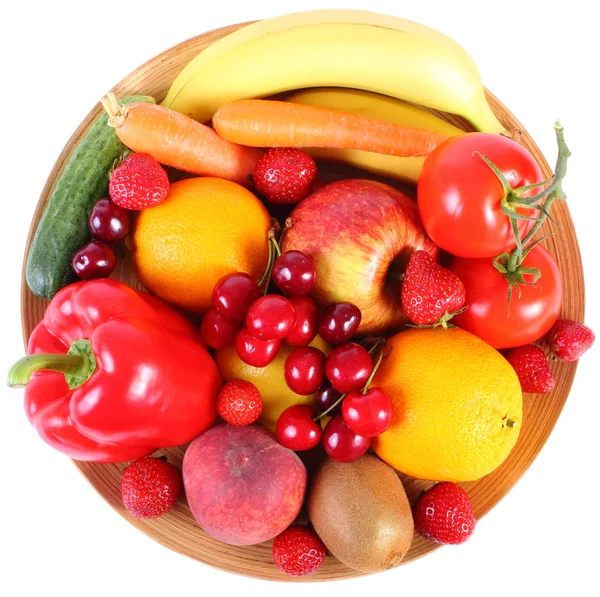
[8,279,221,463]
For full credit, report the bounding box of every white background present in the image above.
[1,1,598,595]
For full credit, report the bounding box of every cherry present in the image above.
[72,240,117,280]
[246,295,296,340]
[284,347,326,395]
[322,415,371,463]
[315,383,343,416]
[213,273,261,321]
[276,404,322,451]
[200,307,240,350]
[235,327,280,367]
[88,198,130,243]
[325,342,373,394]
[272,250,317,296]
[318,302,362,345]
[285,296,318,347]
[342,387,393,437]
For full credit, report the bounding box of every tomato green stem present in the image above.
[515,122,570,252]
[489,122,570,308]
[479,121,571,267]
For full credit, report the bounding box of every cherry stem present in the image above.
[271,235,282,258]
[364,336,384,355]
[258,230,275,288]
[313,392,347,421]
[362,348,384,394]
[312,344,386,421]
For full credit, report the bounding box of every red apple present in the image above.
[282,179,439,335]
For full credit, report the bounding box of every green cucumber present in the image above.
[26,95,155,299]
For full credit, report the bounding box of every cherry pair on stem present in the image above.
[276,340,393,463]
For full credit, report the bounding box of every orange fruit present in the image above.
[372,327,522,482]
[215,335,331,431]
[131,177,271,313]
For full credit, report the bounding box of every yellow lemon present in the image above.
[215,335,331,430]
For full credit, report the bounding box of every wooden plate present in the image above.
[20,22,584,582]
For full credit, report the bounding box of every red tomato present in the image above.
[418,133,543,258]
[450,245,562,349]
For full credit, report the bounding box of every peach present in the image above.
[182,424,307,545]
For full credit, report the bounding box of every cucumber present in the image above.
[26,95,155,299]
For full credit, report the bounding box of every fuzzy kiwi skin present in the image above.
[308,454,414,573]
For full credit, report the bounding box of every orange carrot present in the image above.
[101,93,262,187]
[213,99,448,158]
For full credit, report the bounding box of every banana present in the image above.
[162,9,505,134]
[284,88,464,183]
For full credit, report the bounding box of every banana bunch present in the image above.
[284,88,464,183]
[163,9,505,135]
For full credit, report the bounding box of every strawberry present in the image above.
[413,482,476,545]
[120,456,181,519]
[505,344,555,393]
[109,153,170,210]
[272,525,327,576]
[217,380,263,426]
[252,148,317,204]
[548,319,595,362]
[401,250,466,326]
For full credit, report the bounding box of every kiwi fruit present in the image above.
[308,454,414,573]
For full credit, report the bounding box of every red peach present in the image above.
[182,424,307,545]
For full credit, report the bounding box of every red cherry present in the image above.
[325,342,373,394]
[276,404,322,451]
[315,383,343,416]
[200,307,240,350]
[317,303,362,345]
[72,240,117,280]
[284,347,326,395]
[285,296,318,347]
[246,295,296,340]
[322,415,371,463]
[235,327,280,367]
[272,250,317,296]
[213,273,261,321]
[88,198,130,242]
[342,387,392,437]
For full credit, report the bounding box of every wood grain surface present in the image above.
[20,22,584,582]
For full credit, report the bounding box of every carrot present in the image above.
[212,99,448,158]
[101,93,262,187]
